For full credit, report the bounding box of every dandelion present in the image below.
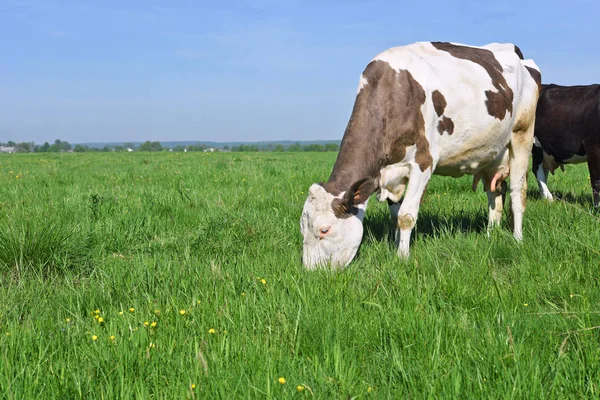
[191,384,196,389]
[129,307,135,313]
[242,292,245,297]
[179,309,186,315]
[154,309,160,315]
[151,321,157,328]
[94,309,100,314]
[144,321,149,327]
[118,311,124,316]
[524,303,529,307]
[278,377,286,384]
[197,300,201,305]
[109,335,116,341]
[94,315,99,320]
[570,294,574,298]
[297,385,305,392]
[261,278,267,285]
[97,317,104,323]
[368,387,373,393]
[208,328,216,334]
[66,318,71,323]
[5,332,11,337]
[92,335,98,341]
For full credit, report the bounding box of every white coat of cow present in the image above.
[300,42,541,269]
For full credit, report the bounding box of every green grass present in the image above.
[0,151,598,399]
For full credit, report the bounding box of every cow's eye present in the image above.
[319,226,330,238]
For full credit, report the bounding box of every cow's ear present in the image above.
[344,177,378,206]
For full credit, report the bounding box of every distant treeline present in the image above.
[1,140,340,153]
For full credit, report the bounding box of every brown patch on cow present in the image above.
[432,90,446,117]
[437,116,454,135]
[525,66,542,93]
[398,214,415,230]
[432,42,514,120]
[513,45,524,60]
[324,60,433,195]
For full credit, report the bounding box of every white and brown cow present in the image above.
[532,84,600,207]
[300,42,541,269]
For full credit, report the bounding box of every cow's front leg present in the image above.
[396,167,432,259]
[387,199,401,246]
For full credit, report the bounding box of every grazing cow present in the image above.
[532,84,600,207]
[300,42,541,269]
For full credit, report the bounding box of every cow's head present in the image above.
[300,177,377,269]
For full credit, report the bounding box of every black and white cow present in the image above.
[300,42,541,269]
[532,84,600,207]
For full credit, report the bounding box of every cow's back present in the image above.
[535,84,600,161]
[371,42,537,177]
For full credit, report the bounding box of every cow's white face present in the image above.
[300,178,377,269]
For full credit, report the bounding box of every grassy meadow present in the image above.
[0,151,599,399]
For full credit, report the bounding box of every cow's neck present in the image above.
[323,124,382,196]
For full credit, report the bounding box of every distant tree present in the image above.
[233,144,259,152]
[151,141,163,151]
[124,142,135,150]
[172,145,185,152]
[114,146,125,152]
[37,142,50,152]
[138,141,152,152]
[274,144,285,152]
[325,143,339,152]
[15,142,32,153]
[223,145,230,150]
[7,141,16,147]
[287,142,302,152]
[304,144,324,152]
[74,144,88,152]
[138,141,163,151]
[102,145,111,152]
[187,144,206,152]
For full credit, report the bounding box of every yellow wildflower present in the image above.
[66,318,71,323]
[94,315,99,320]
[368,387,373,393]
[191,384,196,389]
[179,309,186,315]
[524,303,529,307]
[92,335,98,341]
[129,307,135,313]
[94,309,100,314]
[97,317,104,323]
[297,385,304,392]
[197,300,201,305]
[109,335,116,341]
[5,332,11,337]
[144,321,149,327]
[261,278,267,285]
[208,328,216,334]
[154,309,160,315]
[151,321,157,327]
[278,377,286,384]
[118,311,124,316]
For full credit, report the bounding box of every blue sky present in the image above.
[0,0,598,144]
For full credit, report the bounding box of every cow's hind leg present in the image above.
[532,145,553,201]
[510,124,535,241]
[584,138,600,208]
[486,180,507,231]
[396,166,432,259]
